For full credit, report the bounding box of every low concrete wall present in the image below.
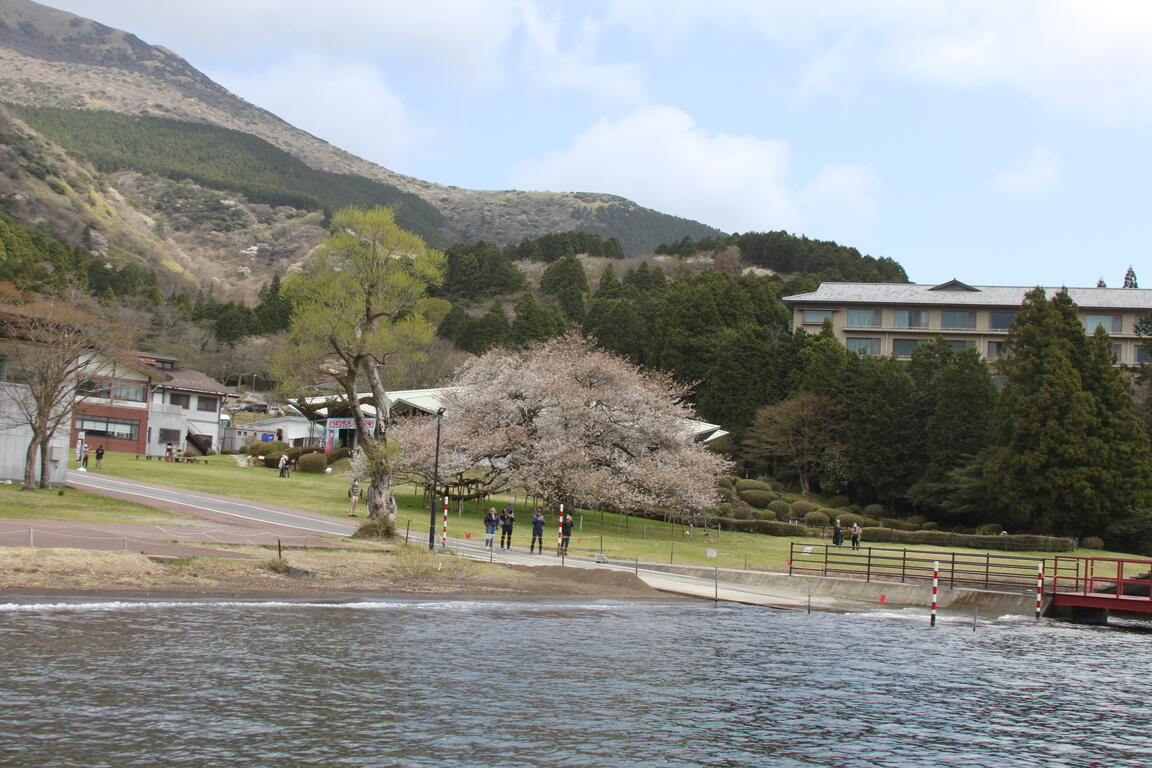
[639,562,1038,616]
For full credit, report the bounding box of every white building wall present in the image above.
[0,387,69,486]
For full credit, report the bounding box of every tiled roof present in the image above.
[782,282,1152,310]
[154,368,232,395]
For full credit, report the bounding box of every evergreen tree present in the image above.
[540,254,589,296]
[594,263,622,299]
[1124,266,1139,288]
[509,294,561,348]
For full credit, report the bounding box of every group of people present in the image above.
[483,505,573,554]
[74,440,105,470]
[832,519,863,550]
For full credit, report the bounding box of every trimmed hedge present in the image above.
[735,479,773,493]
[827,495,850,508]
[880,517,919,531]
[715,517,806,536]
[767,500,792,520]
[252,440,289,457]
[326,447,352,464]
[286,446,322,461]
[297,453,329,473]
[263,453,285,469]
[739,489,778,508]
[863,504,886,518]
[717,476,734,490]
[804,510,830,526]
[791,500,816,516]
[1080,536,1105,550]
[860,527,1074,551]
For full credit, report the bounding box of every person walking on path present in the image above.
[94,445,105,470]
[278,453,290,478]
[499,504,516,550]
[850,522,862,550]
[832,519,843,547]
[529,509,546,553]
[559,512,574,556]
[483,507,500,549]
[81,449,89,470]
[347,480,361,517]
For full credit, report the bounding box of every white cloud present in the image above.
[991,146,1063,195]
[514,105,876,235]
[217,55,427,170]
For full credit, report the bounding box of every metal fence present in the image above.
[788,542,1045,593]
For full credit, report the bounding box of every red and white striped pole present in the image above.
[930,560,939,627]
[556,503,564,556]
[440,495,448,551]
[1035,562,1044,620]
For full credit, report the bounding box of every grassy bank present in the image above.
[0,483,183,524]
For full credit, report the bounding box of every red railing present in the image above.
[1051,556,1152,605]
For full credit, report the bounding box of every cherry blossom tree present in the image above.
[393,333,730,517]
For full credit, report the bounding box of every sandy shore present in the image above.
[0,546,690,603]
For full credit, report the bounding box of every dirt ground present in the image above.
[0,546,689,603]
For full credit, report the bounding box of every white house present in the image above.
[222,414,318,452]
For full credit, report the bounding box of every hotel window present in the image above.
[111,381,146,402]
[169,393,191,408]
[78,416,140,442]
[988,341,1012,359]
[1137,346,1150,364]
[802,309,834,324]
[846,308,882,328]
[1084,314,1121,333]
[945,339,976,352]
[892,339,924,358]
[197,396,220,412]
[941,311,976,329]
[846,337,880,356]
[988,311,1016,331]
[894,310,929,329]
[1112,344,1123,362]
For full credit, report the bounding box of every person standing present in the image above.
[529,509,546,553]
[94,445,105,470]
[560,513,574,555]
[347,480,361,517]
[499,504,516,550]
[850,522,862,550]
[278,453,290,478]
[832,519,843,548]
[483,507,500,549]
[80,449,89,470]
[165,443,173,462]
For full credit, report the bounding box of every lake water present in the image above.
[0,599,1149,767]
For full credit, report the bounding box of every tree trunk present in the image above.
[38,438,50,489]
[22,433,41,491]
[360,360,398,523]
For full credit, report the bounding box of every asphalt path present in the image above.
[67,471,356,537]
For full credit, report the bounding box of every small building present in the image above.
[137,354,231,456]
[71,357,167,457]
[223,414,318,453]
[782,280,1152,363]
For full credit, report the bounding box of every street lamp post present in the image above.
[428,407,446,551]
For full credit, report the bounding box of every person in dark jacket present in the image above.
[529,509,546,553]
[499,504,516,550]
[832,519,843,547]
[483,507,499,548]
[94,445,105,470]
[560,513,574,555]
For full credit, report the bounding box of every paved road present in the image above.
[67,471,356,537]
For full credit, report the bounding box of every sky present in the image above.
[39,0,1152,286]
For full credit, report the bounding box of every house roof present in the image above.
[782,282,1152,311]
[153,367,232,395]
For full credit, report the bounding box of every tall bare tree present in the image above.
[1,299,123,489]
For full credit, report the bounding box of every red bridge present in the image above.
[1050,556,1152,619]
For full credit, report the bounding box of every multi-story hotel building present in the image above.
[782,280,1152,363]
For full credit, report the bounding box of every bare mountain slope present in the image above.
[0,0,721,252]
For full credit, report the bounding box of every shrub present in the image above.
[252,440,288,457]
[717,476,734,490]
[827,495,850,508]
[1080,536,1105,550]
[262,558,292,575]
[920,521,939,531]
[221,449,235,455]
[735,479,773,493]
[976,523,1003,536]
[351,516,395,539]
[881,517,919,531]
[863,503,886,518]
[739,489,778,508]
[767,500,792,520]
[715,517,806,536]
[326,447,352,464]
[732,506,754,520]
[857,516,879,527]
[714,503,733,517]
[791,500,816,517]
[804,510,829,527]
[286,446,322,461]
[866,529,1074,551]
[297,453,329,473]
[837,512,862,526]
[263,453,285,469]
[907,514,927,526]
[205,449,216,456]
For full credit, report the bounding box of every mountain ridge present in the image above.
[0,0,723,253]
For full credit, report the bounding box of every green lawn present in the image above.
[85,450,1148,572]
[0,483,183,524]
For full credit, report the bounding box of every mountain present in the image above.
[0,0,722,299]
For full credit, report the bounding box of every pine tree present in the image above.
[509,294,560,348]
[1124,266,1139,288]
[594,263,622,299]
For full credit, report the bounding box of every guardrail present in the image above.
[788,542,1044,593]
[1051,556,1152,601]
